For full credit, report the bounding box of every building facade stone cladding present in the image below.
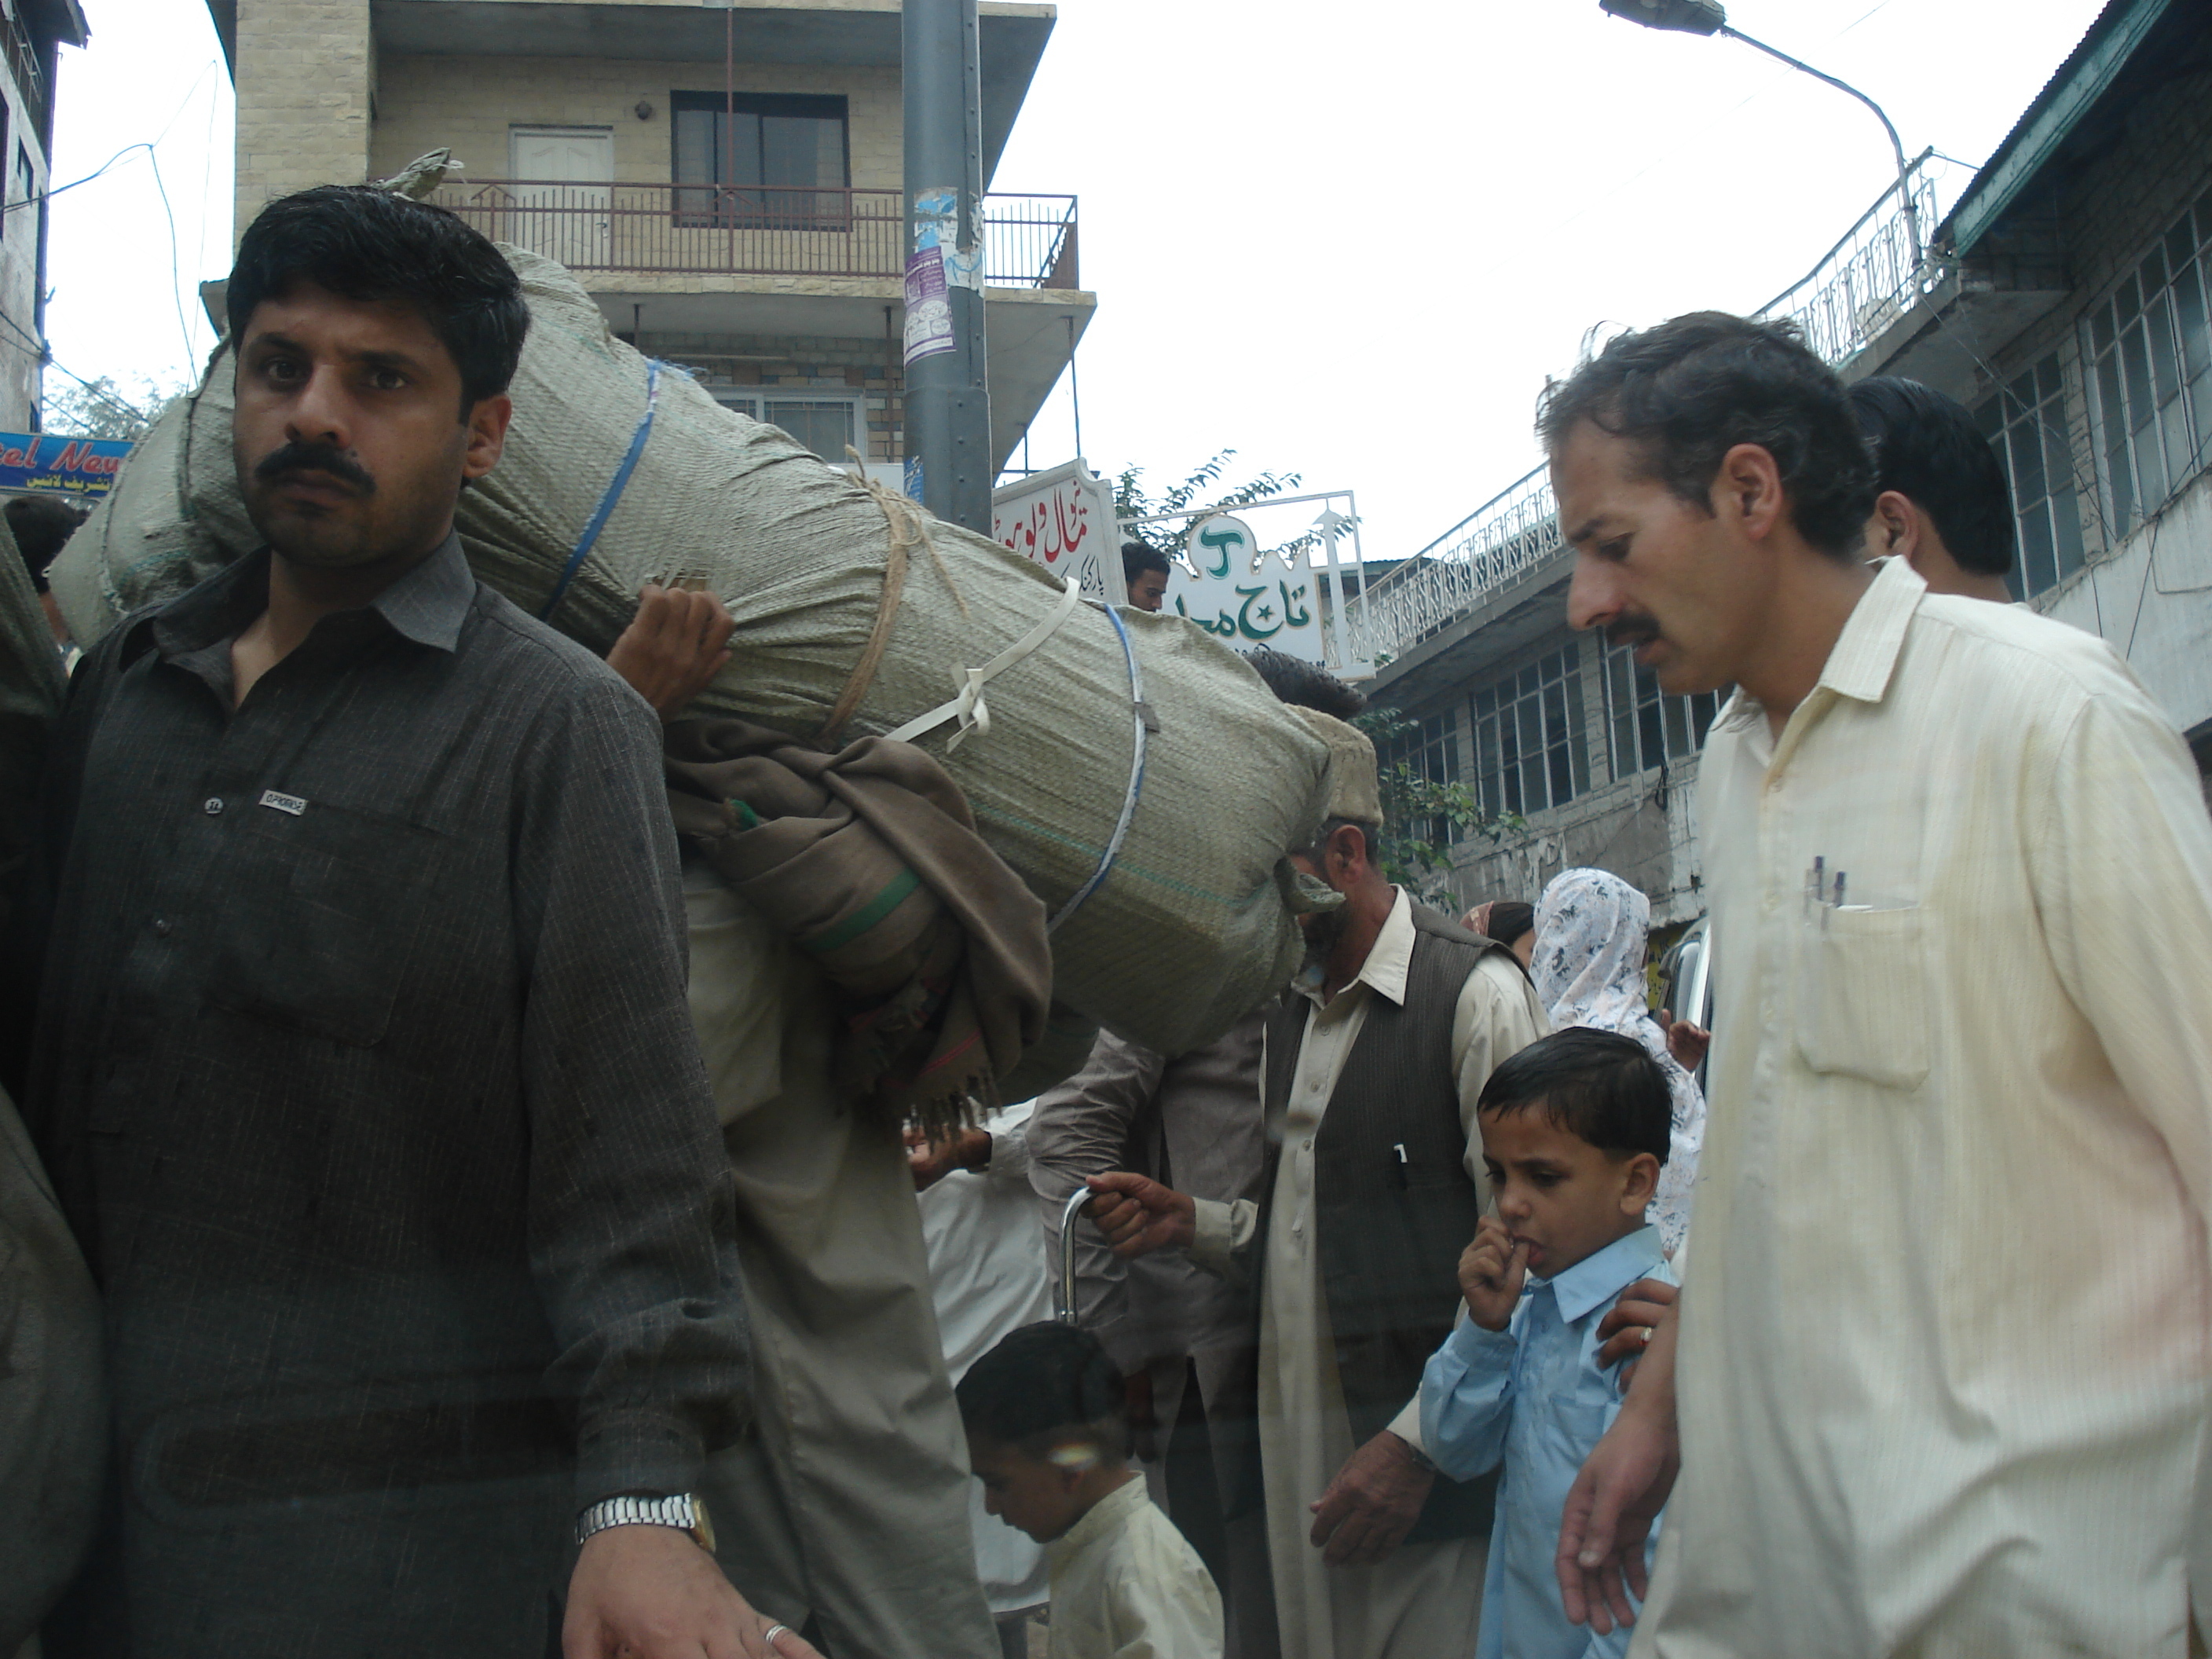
[232,0,372,236]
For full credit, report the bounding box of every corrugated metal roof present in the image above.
[1942,0,2178,253]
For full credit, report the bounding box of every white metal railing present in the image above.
[1345,465,1558,666]
[1350,153,1955,668]
[1756,150,1949,366]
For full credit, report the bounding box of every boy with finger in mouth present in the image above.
[1418,1028,1677,1658]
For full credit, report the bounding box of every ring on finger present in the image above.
[763,1625,791,1650]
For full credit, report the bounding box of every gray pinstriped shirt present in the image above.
[24,537,751,1654]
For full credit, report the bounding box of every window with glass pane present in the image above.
[1602,642,1720,778]
[1469,645,1589,819]
[2082,190,2212,536]
[1379,710,1460,846]
[715,392,858,463]
[672,92,848,229]
[1974,353,2087,599]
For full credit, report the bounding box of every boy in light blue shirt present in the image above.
[1420,1027,1678,1659]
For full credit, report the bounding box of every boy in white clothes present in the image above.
[1419,1029,1679,1658]
[958,1322,1225,1659]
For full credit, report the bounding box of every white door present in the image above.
[509,127,613,269]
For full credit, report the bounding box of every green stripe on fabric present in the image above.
[971,802,1240,908]
[800,866,921,954]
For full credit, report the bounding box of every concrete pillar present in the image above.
[232,0,374,247]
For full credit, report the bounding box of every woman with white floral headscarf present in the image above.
[1531,867,1704,1254]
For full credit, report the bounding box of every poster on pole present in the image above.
[991,460,1125,604]
[1166,512,1335,665]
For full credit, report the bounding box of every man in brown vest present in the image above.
[1086,710,1548,1659]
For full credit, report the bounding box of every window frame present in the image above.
[1600,640,1721,781]
[670,90,851,231]
[1377,708,1461,848]
[2080,186,2212,538]
[709,386,866,463]
[1975,352,2087,601]
[1469,643,1590,821]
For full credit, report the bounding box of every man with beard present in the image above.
[19,185,800,1659]
[1084,710,1548,1659]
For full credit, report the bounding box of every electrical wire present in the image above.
[148,146,195,366]
[4,139,153,215]
[5,59,220,219]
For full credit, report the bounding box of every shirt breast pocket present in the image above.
[1793,903,1930,1091]
[204,800,451,1048]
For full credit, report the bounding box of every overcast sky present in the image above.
[43,0,2108,561]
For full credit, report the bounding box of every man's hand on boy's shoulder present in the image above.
[1597,1278,1677,1386]
[1458,1217,1528,1331]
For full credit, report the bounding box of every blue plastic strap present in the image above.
[1048,600,1149,935]
[540,357,664,621]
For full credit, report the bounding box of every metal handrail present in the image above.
[426,180,1079,288]
[1348,153,1954,668]
[1,9,45,138]
[1055,1187,1092,1326]
[1756,149,1950,366]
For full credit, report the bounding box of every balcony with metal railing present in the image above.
[425,181,1080,290]
[1,5,47,139]
[1350,154,1954,673]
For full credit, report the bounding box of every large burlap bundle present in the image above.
[50,248,1329,1054]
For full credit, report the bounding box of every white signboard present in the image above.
[991,459,1126,604]
[1168,512,1331,664]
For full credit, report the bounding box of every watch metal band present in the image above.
[575,1492,715,1551]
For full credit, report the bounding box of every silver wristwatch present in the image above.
[575,1492,716,1551]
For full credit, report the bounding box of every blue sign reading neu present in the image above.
[0,431,134,498]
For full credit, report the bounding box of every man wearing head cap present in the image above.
[1086,709,1549,1659]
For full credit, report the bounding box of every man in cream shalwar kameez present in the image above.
[1090,715,1547,1659]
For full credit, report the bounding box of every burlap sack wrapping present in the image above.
[49,247,1330,1055]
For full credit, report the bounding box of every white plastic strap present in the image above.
[884,575,1086,751]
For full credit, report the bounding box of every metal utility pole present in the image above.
[902,0,992,532]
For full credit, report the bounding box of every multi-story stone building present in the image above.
[1353,0,2212,929]
[203,0,1090,483]
[2,0,87,431]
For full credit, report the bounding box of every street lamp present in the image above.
[1599,0,1922,269]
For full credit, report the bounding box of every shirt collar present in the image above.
[364,532,476,651]
[1300,885,1416,1009]
[1700,556,1925,737]
[137,533,475,663]
[142,547,274,661]
[1541,1224,1668,1325]
[1815,555,1923,705]
[1041,1474,1149,1568]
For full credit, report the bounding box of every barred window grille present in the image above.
[1470,646,1588,819]
[1976,353,2086,599]
[2082,189,2212,536]
[1602,643,1722,778]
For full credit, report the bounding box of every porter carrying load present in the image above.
[49,245,1332,1056]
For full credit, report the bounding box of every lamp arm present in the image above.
[1719,24,1921,264]
[1719,25,1909,185]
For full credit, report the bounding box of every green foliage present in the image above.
[1112,449,1302,555]
[42,373,183,442]
[1353,707,1524,894]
